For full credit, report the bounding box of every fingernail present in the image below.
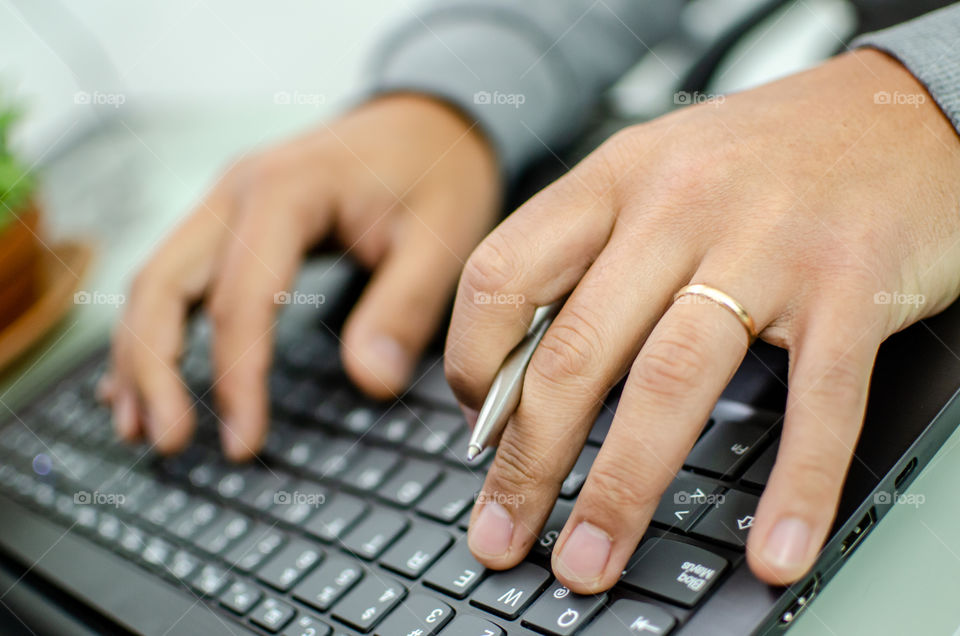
[366,335,412,388]
[461,404,479,429]
[96,374,114,402]
[469,501,514,558]
[556,522,611,584]
[762,517,811,570]
[113,391,136,439]
[220,418,249,461]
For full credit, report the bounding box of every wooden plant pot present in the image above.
[0,202,41,330]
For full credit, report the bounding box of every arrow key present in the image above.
[690,488,759,548]
[651,474,720,532]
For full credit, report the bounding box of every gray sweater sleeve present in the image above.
[853,3,960,137]
[367,0,683,181]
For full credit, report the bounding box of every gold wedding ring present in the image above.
[673,283,757,341]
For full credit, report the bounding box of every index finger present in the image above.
[445,172,615,411]
[206,188,331,460]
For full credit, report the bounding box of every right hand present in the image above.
[103,94,501,460]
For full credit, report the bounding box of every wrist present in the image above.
[851,48,958,142]
[364,92,499,172]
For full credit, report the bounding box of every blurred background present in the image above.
[0,0,859,386]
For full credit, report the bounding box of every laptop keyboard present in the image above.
[0,318,782,635]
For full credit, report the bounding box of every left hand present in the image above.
[445,49,960,592]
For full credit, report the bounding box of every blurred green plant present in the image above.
[0,100,34,233]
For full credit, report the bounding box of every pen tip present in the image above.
[466,444,482,461]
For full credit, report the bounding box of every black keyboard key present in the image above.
[533,500,573,556]
[250,597,296,633]
[187,456,229,490]
[305,438,360,481]
[341,404,383,436]
[424,541,487,599]
[119,526,146,555]
[378,459,442,508]
[256,538,324,591]
[407,361,459,409]
[521,581,606,636]
[224,525,286,573]
[215,467,251,500]
[280,437,325,469]
[690,489,759,548]
[457,507,472,531]
[342,448,401,492]
[273,498,319,527]
[74,505,98,532]
[283,614,332,636]
[342,508,409,560]
[470,562,550,619]
[278,379,324,418]
[283,614,333,636]
[380,524,452,578]
[304,493,368,543]
[141,488,189,527]
[169,550,201,581]
[651,474,721,531]
[142,536,174,569]
[96,513,122,543]
[406,412,464,456]
[219,580,263,615]
[332,575,406,632]
[262,422,297,460]
[194,511,252,555]
[282,330,338,375]
[416,471,481,523]
[33,483,56,510]
[559,446,599,498]
[311,389,353,426]
[684,418,767,478]
[170,500,219,541]
[238,470,293,512]
[271,480,329,526]
[622,539,728,607]
[368,406,418,444]
[443,429,494,469]
[581,599,676,635]
[374,593,453,635]
[77,460,120,492]
[439,614,505,635]
[191,563,232,597]
[292,554,364,612]
[741,439,778,488]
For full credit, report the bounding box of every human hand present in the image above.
[446,49,960,591]
[104,94,500,460]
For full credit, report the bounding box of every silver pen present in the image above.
[465,300,563,461]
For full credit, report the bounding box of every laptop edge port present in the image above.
[778,574,820,627]
[894,457,918,490]
[839,507,877,558]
